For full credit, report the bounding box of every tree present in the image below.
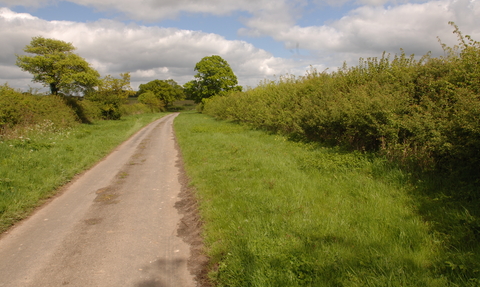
[186,55,242,103]
[16,36,100,96]
[137,79,184,107]
[183,79,201,101]
[86,73,134,120]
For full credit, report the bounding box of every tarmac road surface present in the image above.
[0,113,196,287]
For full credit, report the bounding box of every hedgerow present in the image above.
[0,84,79,135]
[0,84,153,137]
[203,23,480,176]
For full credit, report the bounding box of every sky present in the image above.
[1,0,479,91]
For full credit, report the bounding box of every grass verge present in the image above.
[174,112,479,287]
[0,113,168,233]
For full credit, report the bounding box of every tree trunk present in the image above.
[50,83,58,95]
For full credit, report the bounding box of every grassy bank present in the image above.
[175,112,479,286]
[0,113,167,233]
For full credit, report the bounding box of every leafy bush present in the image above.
[0,84,25,130]
[85,73,134,120]
[76,99,103,121]
[0,84,78,135]
[138,90,165,112]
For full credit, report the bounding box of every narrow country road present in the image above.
[0,113,198,287]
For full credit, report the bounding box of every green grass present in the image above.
[0,113,168,233]
[175,112,479,287]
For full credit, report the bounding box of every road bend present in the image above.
[0,113,196,287]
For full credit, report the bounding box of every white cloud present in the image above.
[243,0,480,68]
[0,0,295,22]
[316,0,431,6]
[0,0,305,45]
[0,0,53,7]
[238,0,303,37]
[0,8,299,90]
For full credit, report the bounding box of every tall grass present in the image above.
[175,113,479,286]
[0,113,167,232]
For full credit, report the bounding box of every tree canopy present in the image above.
[16,36,100,96]
[185,55,242,103]
[137,79,184,107]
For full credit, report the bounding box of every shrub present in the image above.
[0,84,78,135]
[0,84,25,130]
[74,98,103,122]
[138,91,165,112]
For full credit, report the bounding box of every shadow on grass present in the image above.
[215,234,433,286]
[407,166,480,285]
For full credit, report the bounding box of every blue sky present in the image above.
[1,0,479,90]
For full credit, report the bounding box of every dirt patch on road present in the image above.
[174,141,212,287]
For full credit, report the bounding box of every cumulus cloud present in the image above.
[317,0,431,6]
[238,0,304,37]
[0,0,306,45]
[287,2,454,53]
[0,0,296,22]
[0,7,299,90]
[0,0,53,7]
[243,0,480,68]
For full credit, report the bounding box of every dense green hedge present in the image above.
[204,25,480,175]
[0,84,152,136]
[0,84,79,133]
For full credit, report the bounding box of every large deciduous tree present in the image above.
[137,79,184,107]
[16,36,100,96]
[185,55,242,103]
